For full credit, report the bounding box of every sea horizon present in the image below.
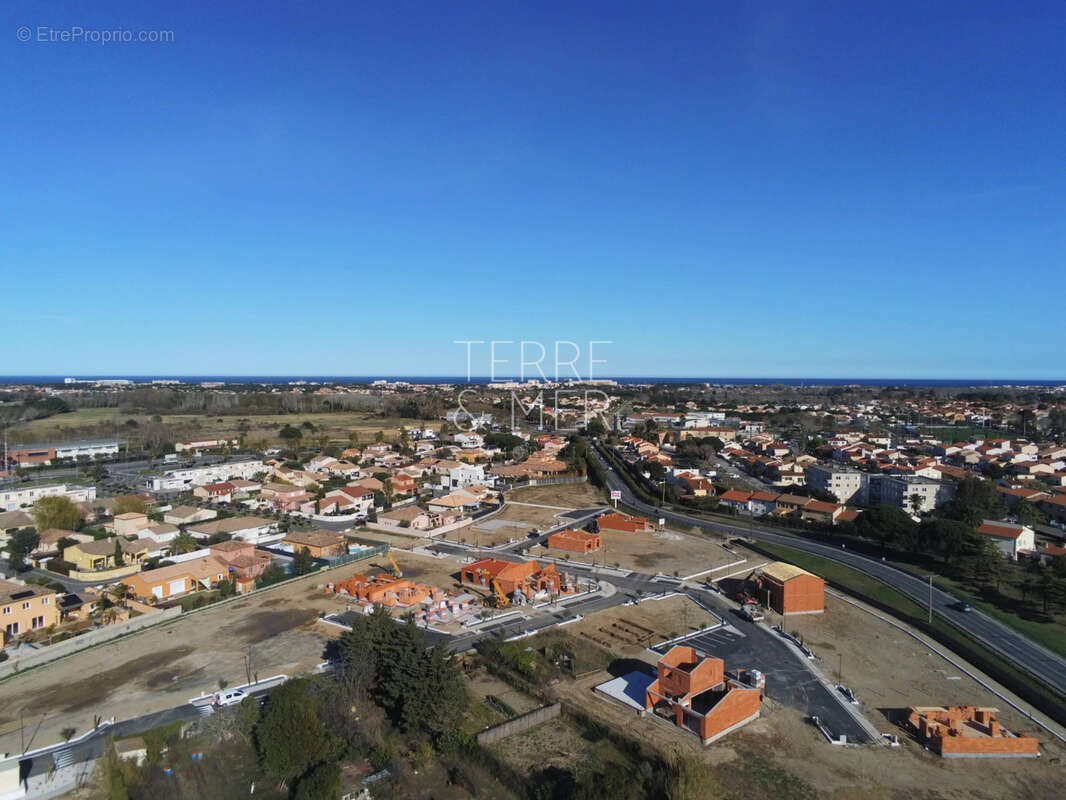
[1,375,1064,388]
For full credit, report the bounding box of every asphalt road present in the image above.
[589,441,1066,701]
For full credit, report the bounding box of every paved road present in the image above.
[589,441,1066,701]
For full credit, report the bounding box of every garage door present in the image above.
[169,579,186,596]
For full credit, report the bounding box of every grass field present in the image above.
[9,409,439,447]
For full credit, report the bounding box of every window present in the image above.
[5,622,19,636]
[42,597,49,605]
[31,616,44,629]
[22,602,30,610]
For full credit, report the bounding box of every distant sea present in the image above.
[1,376,1064,388]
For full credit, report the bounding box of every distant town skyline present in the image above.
[6,1,1064,378]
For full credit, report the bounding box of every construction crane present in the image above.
[491,579,510,607]
[387,553,403,578]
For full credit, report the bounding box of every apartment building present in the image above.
[805,464,866,504]
[6,438,123,467]
[148,459,266,491]
[0,483,97,512]
[868,474,954,514]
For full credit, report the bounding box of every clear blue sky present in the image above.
[3,0,1064,379]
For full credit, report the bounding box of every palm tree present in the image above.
[108,583,129,608]
[909,493,923,517]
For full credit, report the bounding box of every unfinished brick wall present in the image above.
[700,686,761,743]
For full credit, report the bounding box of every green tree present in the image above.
[113,539,125,567]
[255,678,336,785]
[295,762,341,800]
[279,424,303,443]
[292,546,315,576]
[112,496,148,516]
[6,528,40,571]
[32,495,81,532]
[170,531,198,554]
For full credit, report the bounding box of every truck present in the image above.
[739,601,764,622]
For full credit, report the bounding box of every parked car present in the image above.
[213,688,247,707]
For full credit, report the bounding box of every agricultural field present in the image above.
[8,408,438,449]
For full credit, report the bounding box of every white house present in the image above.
[440,464,486,491]
[977,521,1036,560]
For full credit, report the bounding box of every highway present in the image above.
[589,441,1066,701]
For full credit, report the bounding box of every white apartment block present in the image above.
[805,464,866,504]
[149,459,266,492]
[869,475,953,514]
[0,483,97,511]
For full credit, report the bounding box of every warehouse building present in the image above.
[759,562,825,615]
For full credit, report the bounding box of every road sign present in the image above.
[610,490,621,500]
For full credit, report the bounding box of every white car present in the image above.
[212,688,247,707]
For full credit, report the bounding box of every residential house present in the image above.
[758,562,825,615]
[186,516,279,545]
[124,556,230,602]
[597,511,653,533]
[718,490,752,513]
[389,473,417,496]
[427,491,480,515]
[547,529,601,553]
[112,512,149,537]
[63,538,150,572]
[283,529,348,558]
[209,540,272,579]
[976,521,1036,560]
[378,506,440,531]
[193,482,236,503]
[163,505,217,526]
[643,645,762,745]
[0,580,59,643]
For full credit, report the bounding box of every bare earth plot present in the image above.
[0,571,351,754]
[532,527,741,577]
[566,594,721,655]
[505,481,606,508]
[466,503,572,546]
[789,594,1066,747]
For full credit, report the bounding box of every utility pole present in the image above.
[927,575,933,624]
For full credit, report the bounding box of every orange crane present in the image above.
[491,579,510,607]
[387,552,403,578]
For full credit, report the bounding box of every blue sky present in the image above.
[3,0,1064,379]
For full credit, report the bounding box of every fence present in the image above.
[0,606,182,679]
[475,702,560,745]
[505,476,589,491]
[324,543,389,569]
